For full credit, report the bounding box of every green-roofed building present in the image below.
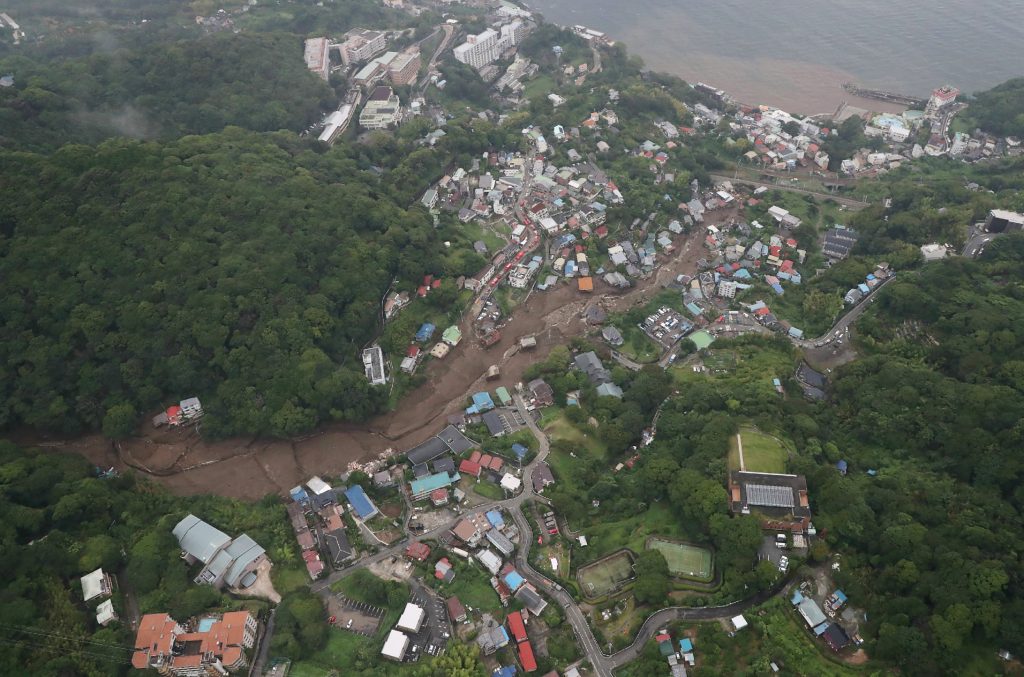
[495,386,512,406]
[409,471,459,500]
[443,326,463,346]
[689,330,715,350]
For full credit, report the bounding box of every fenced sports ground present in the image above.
[577,549,635,598]
[646,537,714,582]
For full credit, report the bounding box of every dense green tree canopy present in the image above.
[0,32,336,151]
[0,128,452,437]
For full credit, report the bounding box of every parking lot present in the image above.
[640,306,693,349]
[326,595,384,637]
[403,586,452,662]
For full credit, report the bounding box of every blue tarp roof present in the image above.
[486,510,505,528]
[492,666,516,677]
[504,571,525,590]
[837,460,848,471]
[858,283,870,294]
[680,638,694,652]
[290,486,309,502]
[511,443,527,459]
[834,590,848,602]
[344,485,378,519]
[416,322,436,341]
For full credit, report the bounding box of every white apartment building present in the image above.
[496,20,528,52]
[339,29,387,65]
[453,28,499,69]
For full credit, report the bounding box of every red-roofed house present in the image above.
[447,596,467,623]
[754,307,771,317]
[417,285,428,298]
[508,611,527,643]
[405,541,431,561]
[469,450,482,464]
[595,225,609,238]
[769,245,782,257]
[459,460,481,477]
[655,633,671,643]
[519,640,537,672]
[165,405,183,426]
[479,454,493,468]
[432,279,441,289]
[488,456,504,472]
[430,488,449,506]
[407,345,421,358]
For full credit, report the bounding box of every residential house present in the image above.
[574,351,612,385]
[532,462,555,493]
[323,529,354,567]
[343,485,379,520]
[447,596,468,623]
[81,568,114,603]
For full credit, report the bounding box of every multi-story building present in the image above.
[925,85,959,119]
[453,28,499,69]
[303,37,330,80]
[359,86,402,129]
[338,29,387,65]
[388,50,421,86]
[496,20,528,52]
[132,612,258,675]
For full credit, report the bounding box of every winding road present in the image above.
[308,392,794,676]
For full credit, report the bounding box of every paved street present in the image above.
[305,391,799,677]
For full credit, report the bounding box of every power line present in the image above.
[0,636,132,665]
[0,623,135,653]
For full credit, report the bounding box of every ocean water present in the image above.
[526,0,1024,113]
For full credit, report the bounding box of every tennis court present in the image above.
[646,537,714,582]
[577,550,635,598]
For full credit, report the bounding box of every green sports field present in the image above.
[646,537,714,582]
[577,550,635,598]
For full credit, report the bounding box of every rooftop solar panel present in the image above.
[746,484,794,507]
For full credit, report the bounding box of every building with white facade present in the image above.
[360,86,402,130]
[925,85,959,119]
[338,29,387,65]
[453,28,499,69]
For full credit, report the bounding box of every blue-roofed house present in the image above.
[511,443,527,460]
[471,391,495,412]
[492,665,517,677]
[503,570,525,591]
[686,302,703,317]
[813,622,830,636]
[680,638,694,653]
[486,510,505,529]
[344,485,379,520]
[857,283,870,295]
[289,486,309,504]
[416,323,436,342]
[791,590,804,605]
